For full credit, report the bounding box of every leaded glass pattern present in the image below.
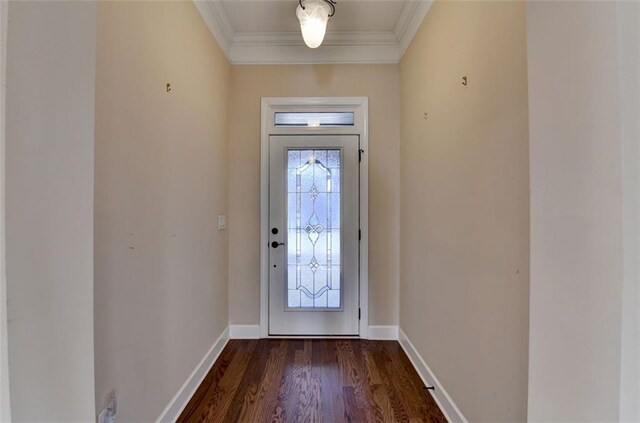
[287,149,341,308]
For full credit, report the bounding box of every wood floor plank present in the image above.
[240,341,288,422]
[312,341,334,423]
[224,339,271,422]
[335,339,371,415]
[290,341,322,422]
[176,340,237,422]
[380,342,447,423]
[178,339,447,423]
[199,344,255,422]
[320,340,347,422]
[361,341,397,423]
[177,340,256,423]
[272,340,299,423]
[343,385,368,423]
[384,347,428,419]
[368,341,413,422]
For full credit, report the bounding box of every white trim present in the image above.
[398,328,468,423]
[618,2,640,419]
[396,1,433,57]
[229,325,260,339]
[193,1,232,56]
[229,44,400,65]
[232,31,398,47]
[393,0,419,42]
[260,99,270,339]
[260,97,369,339]
[358,98,370,340]
[155,327,229,423]
[368,326,398,340]
[193,0,432,65]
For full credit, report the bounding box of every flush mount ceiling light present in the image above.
[296,0,336,49]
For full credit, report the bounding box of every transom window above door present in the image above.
[274,112,355,127]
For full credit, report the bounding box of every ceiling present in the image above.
[194,0,432,64]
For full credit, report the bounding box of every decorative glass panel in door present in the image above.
[269,135,359,335]
[286,149,341,309]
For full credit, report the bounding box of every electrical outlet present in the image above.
[218,215,226,230]
[97,390,117,423]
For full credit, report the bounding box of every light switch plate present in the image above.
[217,215,226,230]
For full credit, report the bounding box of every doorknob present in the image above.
[271,241,285,248]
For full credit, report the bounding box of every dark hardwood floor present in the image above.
[177,339,447,423]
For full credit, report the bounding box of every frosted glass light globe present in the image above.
[296,0,332,49]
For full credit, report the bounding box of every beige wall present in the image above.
[527,2,637,420]
[94,1,230,421]
[399,2,530,422]
[228,65,400,327]
[6,1,97,421]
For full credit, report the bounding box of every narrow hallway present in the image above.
[1,1,637,422]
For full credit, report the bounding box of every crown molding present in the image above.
[229,43,400,65]
[232,31,398,47]
[396,0,433,57]
[194,0,233,54]
[194,0,432,65]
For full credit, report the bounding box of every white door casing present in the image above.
[260,97,369,338]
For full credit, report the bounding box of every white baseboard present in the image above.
[368,325,398,340]
[398,328,468,423]
[156,327,230,423]
[229,325,397,339]
[229,324,260,339]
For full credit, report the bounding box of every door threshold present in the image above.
[266,335,360,339]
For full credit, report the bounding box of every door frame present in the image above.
[260,97,369,338]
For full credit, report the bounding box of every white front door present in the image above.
[268,135,360,335]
